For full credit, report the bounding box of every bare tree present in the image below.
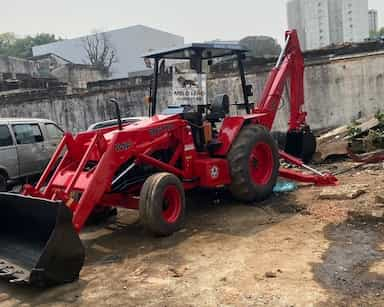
[82,32,117,76]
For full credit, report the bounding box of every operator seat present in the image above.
[206,94,230,123]
[182,111,205,152]
[180,94,230,153]
[204,94,230,154]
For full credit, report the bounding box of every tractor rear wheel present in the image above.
[228,125,279,202]
[139,173,186,236]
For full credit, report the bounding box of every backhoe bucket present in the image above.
[0,193,85,287]
[285,129,317,163]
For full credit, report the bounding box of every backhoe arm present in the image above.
[255,30,307,131]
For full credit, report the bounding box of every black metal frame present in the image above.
[147,45,250,116]
[109,98,123,130]
[151,58,159,116]
[237,52,250,114]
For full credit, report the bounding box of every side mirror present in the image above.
[246,84,253,97]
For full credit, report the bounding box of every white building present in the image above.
[287,0,307,48]
[32,25,184,79]
[339,0,369,43]
[287,0,369,50]
[369,9,379,34]
[287,0,331,50]
[303,0,331,50]
[328,0,344,44]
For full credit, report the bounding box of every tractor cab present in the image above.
[144,43,253,152]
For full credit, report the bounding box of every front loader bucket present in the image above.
[0,193,85,287]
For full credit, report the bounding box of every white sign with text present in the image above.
[172,72,207,106]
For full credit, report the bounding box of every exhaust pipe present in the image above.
[0,193,84,287]
[110,98,123,130]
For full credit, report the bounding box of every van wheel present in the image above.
[0,174,7,192]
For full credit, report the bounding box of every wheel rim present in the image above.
[249,142,274,185]
[162,185,182,224]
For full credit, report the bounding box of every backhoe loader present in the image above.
[0,30,336,287]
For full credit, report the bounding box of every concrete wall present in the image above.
[1,51,384,134]
[0,56,39,79]
[210,51,384,132]
[0,79,170,133]
[51,64,106,90]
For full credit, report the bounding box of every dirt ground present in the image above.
[1,161,384,306]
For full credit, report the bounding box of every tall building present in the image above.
[328,0,344,44]
[287,0,307,49]
[340,0,369,43]
[287,0,369,50]
[369,9,379,34]
[303,0,331,50]
[33,25,184,79]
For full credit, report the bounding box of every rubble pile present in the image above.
[314,112,384,162]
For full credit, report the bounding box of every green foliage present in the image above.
[364,129,384,151]
[239,36,282,58]
[370,27,384,39]
[347,124,362,138]
[349,111,384,153]
[0,33,60,58]
[375,110,384,125]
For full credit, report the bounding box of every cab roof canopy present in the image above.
[143,43,248,60]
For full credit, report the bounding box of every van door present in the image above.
[12,123,48,176]
[0,124,18,179]
[43,123,64,158]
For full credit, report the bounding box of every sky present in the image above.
[2,0,384,44]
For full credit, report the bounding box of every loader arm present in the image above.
[255,30,307,132]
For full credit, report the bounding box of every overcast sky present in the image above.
[2,0,384,43]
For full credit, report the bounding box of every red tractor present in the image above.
[0,30,336,287]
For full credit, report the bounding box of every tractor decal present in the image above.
[184,144,195,151]
[210,166,220,179]
[149,124,175,137]
[114,142,132,152]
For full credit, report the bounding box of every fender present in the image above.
[214,114,268,156]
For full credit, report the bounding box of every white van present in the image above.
[0,118,64,191]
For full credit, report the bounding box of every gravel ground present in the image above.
[1,161,384,306]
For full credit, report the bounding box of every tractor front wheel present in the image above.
[139,173,186,236]
[228,125,279,202]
